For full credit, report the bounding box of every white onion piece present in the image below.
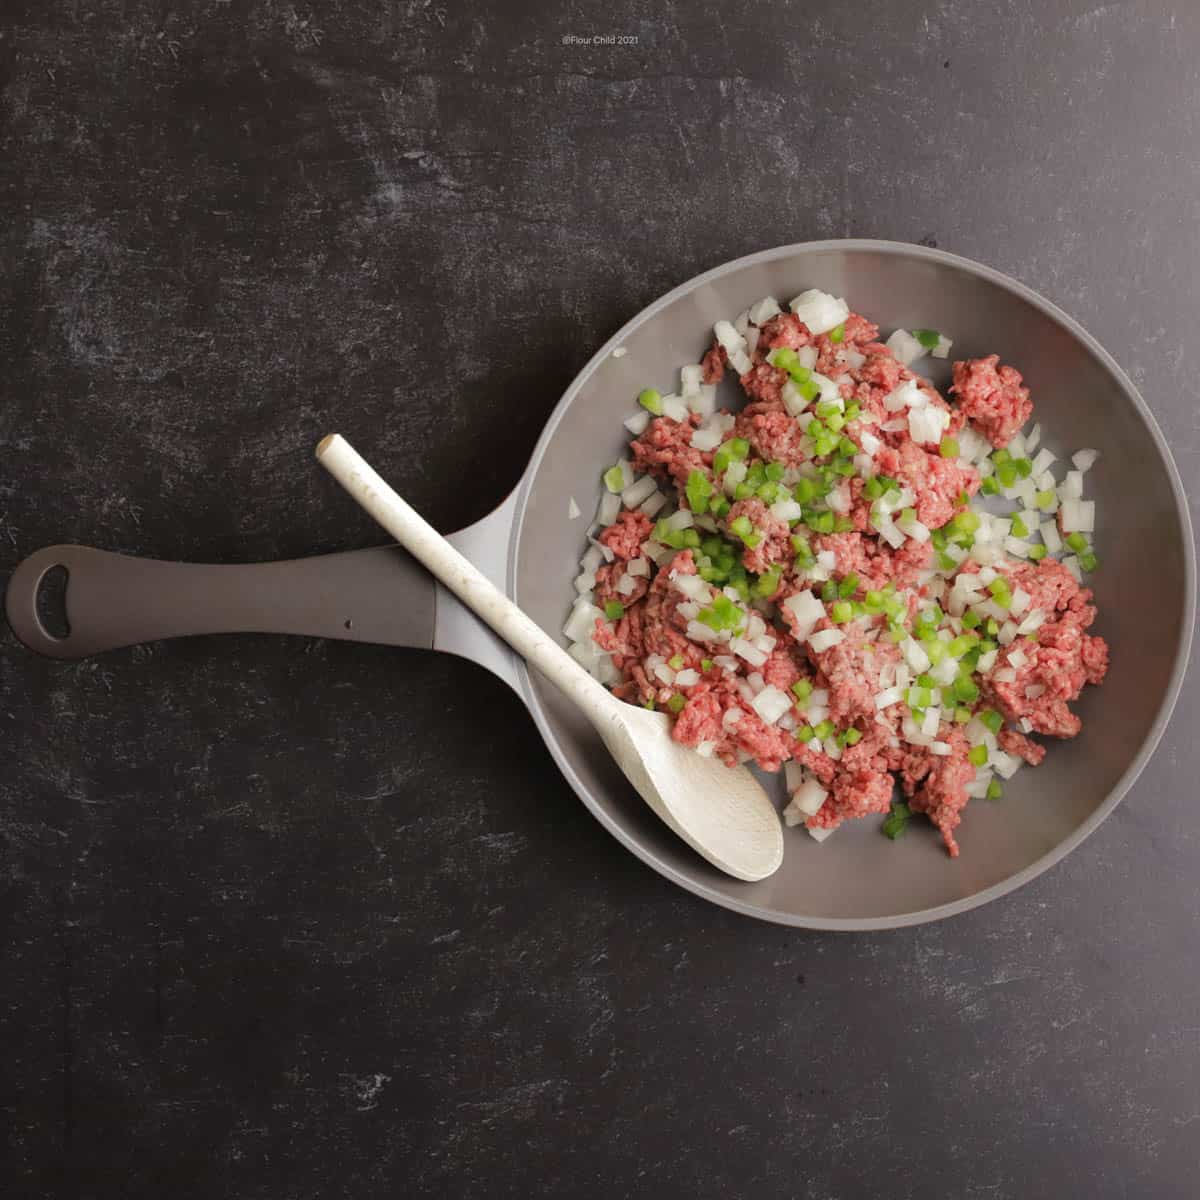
[749,296,782,325]
[787,289,849,335]
[991,750,1022,779]
[623,410,651,436]
[808,628,845,652]
[1059,500,1095,533]
[728,348,753,375]
[782,590,826,641]
[730,637,768,668]
[1031,448,1056,476]
[751,685,792,725]
[674,669,700,687]
[690,384,718,419]
[807,825,836,843]
[1072,448,1100,472]
[596,492,621,527]
[908,403,950,445]
[931,333,953,359]
[898,511,931,543]
[665,508,694,531]
[885,329,925,365]
[563,600,604,642]
[661,395,690,422]
[1040,521,1062,553]
[621,474,658,509]
[680,363,703,397]
[690,425,724,452]
[1060,470,1083,500]
[883,378,922,412]
[673,573,710,601]
[1016,609,1046,635]
[714,319,746,353]
[639,490,668,518]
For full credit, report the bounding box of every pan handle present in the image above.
[4,542,438,659]
[4,493,526,697]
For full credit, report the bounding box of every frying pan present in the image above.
[7,241,1195,929]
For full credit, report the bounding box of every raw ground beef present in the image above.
[577,298,1108,857]
[950,355,1034,449]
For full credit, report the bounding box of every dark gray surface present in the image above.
[2,2,1198,1196]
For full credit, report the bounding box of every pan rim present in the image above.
[506,238,1196,931]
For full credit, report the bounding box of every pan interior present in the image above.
[510,242,1193,928]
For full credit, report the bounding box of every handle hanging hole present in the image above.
[36,564,71,640]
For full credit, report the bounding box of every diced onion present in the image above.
[749,296,782,325]
[730,637,768,667]
[791,778,830,817]
[680,363,703,396]
[1059,500,1095,533]
[1072,448,1100,472]
[714,319,746,353]
[883,378,923,412]
[808,628,845,652]
[674,668,700,687]
[621,474,658,509]
[597,492,621,526]
[1031,448,1056,476]
[908,403,950,445]
[691,384,718,418]
[661,394,690,422]
[751,684,792,725]
[787,289,850,335]
[690,425,724,452]
[624,410,651,436]
[639,490,668,517]
[885,329,925,365]
[673,573,710,601]
[991,750,1022,779]
[782,590,826,641]
[563,600,604,642]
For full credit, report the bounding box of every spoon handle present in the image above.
[317,434,613,723]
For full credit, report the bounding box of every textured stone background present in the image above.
[2,2,1199,1197]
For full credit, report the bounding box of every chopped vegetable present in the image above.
[638,388,663,415]
[882,801,910,839]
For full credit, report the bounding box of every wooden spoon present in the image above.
[316,434,783,882]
